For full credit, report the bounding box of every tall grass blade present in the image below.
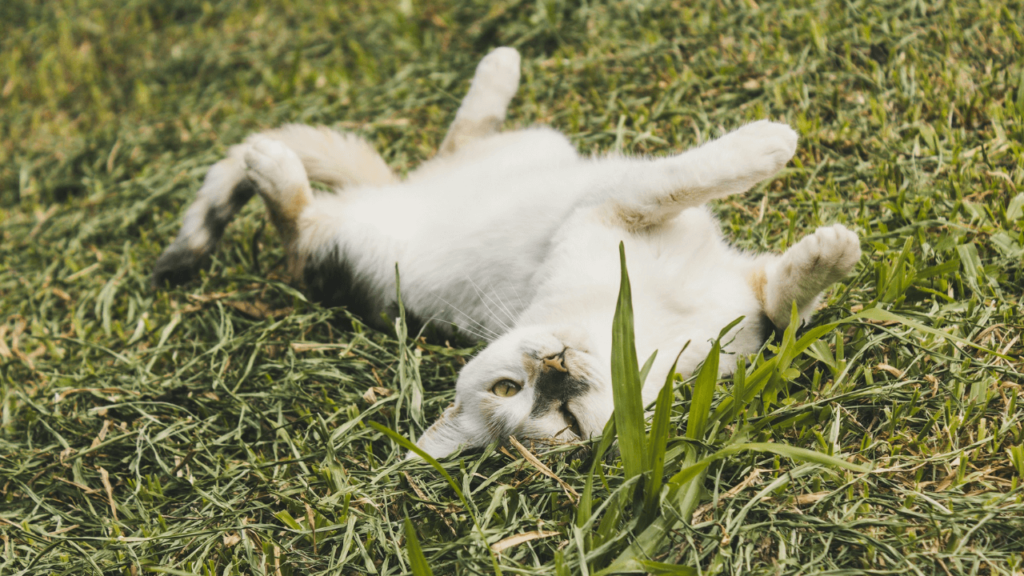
[639,350,658,387]
[685,341,719,441]
[727,356,746,424]
[610,241,647,479]
[369,422,466,501]
[404,517,434,576]
[643,346,686,516]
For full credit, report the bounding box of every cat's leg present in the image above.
[153,125,394,286]
[752,224,861,330]
[256,124,396,188]
[604,120,798,230]
[437,47,521,156]
[151,147,255,287]
[239,136,316,278]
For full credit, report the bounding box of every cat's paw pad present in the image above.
[723,120,799,176]
[471,47,521,103]
[786,224,862,281]
[243,137,308,196]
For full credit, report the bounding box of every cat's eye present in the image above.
[491,380,521,398]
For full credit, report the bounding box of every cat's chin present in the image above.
[566,393,614,441]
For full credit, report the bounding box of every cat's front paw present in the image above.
[786,224,862,283]
[242,136,308,198]
[719,120,799,178]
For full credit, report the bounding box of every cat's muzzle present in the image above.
[532,350,588,438]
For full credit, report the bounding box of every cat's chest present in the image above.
[526,205,758,334]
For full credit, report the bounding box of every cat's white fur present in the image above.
[154,47,861,459]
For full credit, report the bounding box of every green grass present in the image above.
[3,0,1024,574]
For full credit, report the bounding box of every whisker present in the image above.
[466,277,512,332]
[420,314,489,342]
[429,291,501,340]
[465,278,507,331]
[470,277,517,325]
[488,283,519,326]
[507,279,527,310]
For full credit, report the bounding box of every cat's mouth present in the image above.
[559,403,583,438]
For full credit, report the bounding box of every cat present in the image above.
[153,47,861,459]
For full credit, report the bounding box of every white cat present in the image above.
[154,47,861,458]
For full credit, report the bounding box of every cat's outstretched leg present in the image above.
[437,47,521,156]
[753,224,862,330]
[152,125,394,287]
[607,120,798,230]
[151,149,254,287]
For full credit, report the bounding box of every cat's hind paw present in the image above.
[242,136,310,201]
[783,224,862,285]
[763,224,861,329]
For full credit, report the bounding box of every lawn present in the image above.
[2,0,1024,574]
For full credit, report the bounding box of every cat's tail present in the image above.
[152,125,396,287]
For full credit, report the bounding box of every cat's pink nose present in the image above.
[541,350,567,373]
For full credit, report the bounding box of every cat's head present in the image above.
[414,325,611,459]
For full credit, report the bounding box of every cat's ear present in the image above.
[411,402,473,459]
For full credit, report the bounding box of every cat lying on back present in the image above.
[154,47,861,458]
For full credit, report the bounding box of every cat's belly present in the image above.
[518,205,767,401]
[301,160,593,338]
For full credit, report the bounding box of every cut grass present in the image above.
[3,0,1024,574]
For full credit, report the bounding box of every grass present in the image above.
[3,0,1024,574]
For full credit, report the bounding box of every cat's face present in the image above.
[415,325,611,458]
